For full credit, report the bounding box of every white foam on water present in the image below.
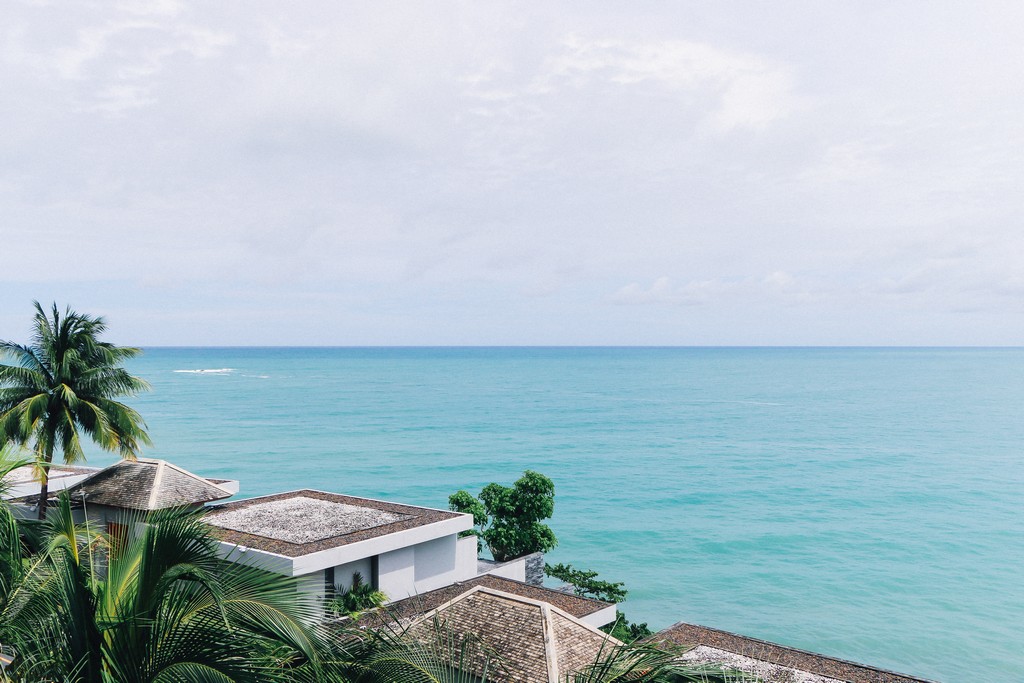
[172,368,234,374]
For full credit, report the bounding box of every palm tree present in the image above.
[0,446,30,615]
[0,495,506,683]
[566,640,751,682]
[0,495,326,682]
[0,302,151,518]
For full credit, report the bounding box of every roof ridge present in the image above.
[148,460,165,509]
[540,602,559,682]
[161,460,233,496]
[472,587,622,640]
[406,586,621,641]
[404,585,620,683]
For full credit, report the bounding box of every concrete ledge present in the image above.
[476,556,527,582]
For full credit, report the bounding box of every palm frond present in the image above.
[568,640,754,683]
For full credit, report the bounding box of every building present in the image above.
[656,622,938,683]
[3,458,618,629]
[402,585,622,683]
[205,489,487,604]
[379,573,617,630]
[60,458,237,542]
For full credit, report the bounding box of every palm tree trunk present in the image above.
[37,445,52,520]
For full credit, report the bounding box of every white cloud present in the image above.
[610,272,815,307]
[539,36,804,132]
[4,2,1024,343]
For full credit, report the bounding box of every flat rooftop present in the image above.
[205,489,463,557]
[4,464,95,485]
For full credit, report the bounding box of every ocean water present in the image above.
[89,347,1022,682]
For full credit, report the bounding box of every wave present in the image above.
[173,368,234,374]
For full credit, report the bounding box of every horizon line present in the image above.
[132,344,1024,349]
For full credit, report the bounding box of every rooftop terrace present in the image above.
[205,489,464,557]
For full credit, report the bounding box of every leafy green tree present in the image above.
[545,563,653,643]
[0,302,151,518]
[449,470,557,562]
[545,562,628,603]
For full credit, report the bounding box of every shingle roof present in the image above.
[655,623,937,683]
[404,586,621,683]
[374,574,612,626]
[204,490,464,557]
[66,459,233,511]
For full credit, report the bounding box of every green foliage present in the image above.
[328,572,388,618]
[0,495,328,682]
[448,490,488,552]
[566,640,751,682]
[0,302,151,519]
[0,447,30,618]
[449,470,557,562]
[602,611,654,644]
[545,562,628,603]
[544,564,654,644]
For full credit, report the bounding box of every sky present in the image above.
[3,1,1024,346]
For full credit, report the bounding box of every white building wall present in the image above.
[477,556,527,582]
[581,604,618,628]
[331,557,374,593]
[413,535,458,593]
[455,535,478,581]
[378,546,416,600]
[295,570,326,607]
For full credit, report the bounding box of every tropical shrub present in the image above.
[329,572,388,618]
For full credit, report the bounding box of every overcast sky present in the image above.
[3,1,1024,345]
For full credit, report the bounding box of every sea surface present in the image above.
[89,347,1023,682]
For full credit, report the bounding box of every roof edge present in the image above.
[656,622,938,683]
[407,586,623,644]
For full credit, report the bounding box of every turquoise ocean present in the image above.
[93,347,1022,682]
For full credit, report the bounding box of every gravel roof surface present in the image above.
[656,623,937,683]
[205,489,464,557]
[4,465,95,484]
[680,645,845,683]
[206,496,410,544]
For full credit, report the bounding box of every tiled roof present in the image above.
[375,574,612,625]
[204,490,464,557]
[404,586,621,682]
[655,623,937,683]
[66,459,233,511]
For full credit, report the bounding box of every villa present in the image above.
[401,585,622,682]
[2,458,937,683]
[203,488,483,603]
[3,458,614,622]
